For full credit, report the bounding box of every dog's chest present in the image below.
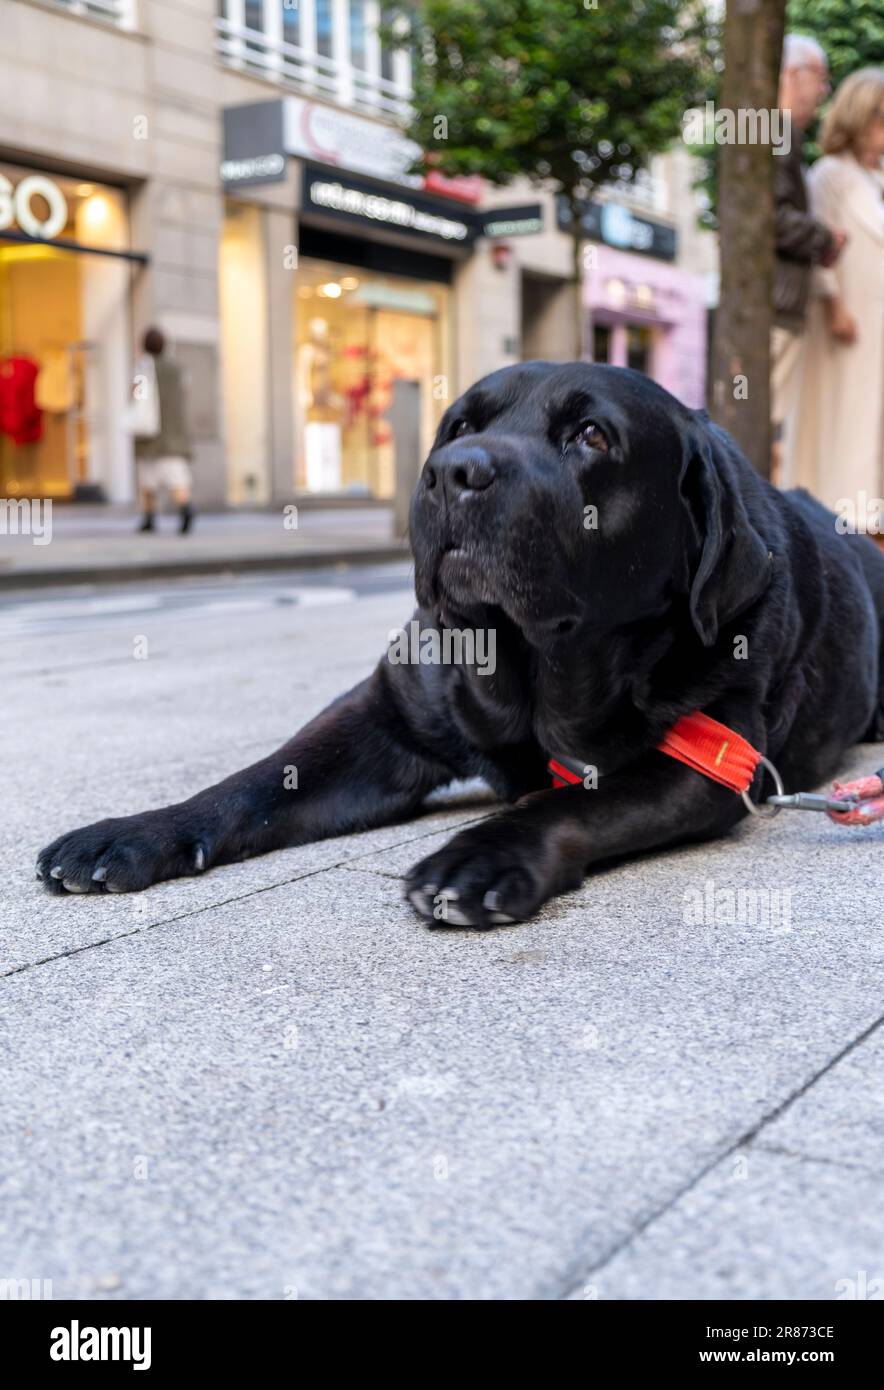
[532,687,637,777]
[453,644,645,780]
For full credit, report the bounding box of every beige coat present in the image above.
[785,154,884,511]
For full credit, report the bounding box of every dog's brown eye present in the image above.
[575,421,609,452]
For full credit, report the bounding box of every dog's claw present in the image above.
[194,846,206,872]
[50,866,63,879]
[92,867,107,883]
[432,887,473,926]
[408,887,433,916]
[483,890,516,924]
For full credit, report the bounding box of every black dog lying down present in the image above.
[38,362,884,925]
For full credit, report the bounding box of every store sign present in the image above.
[0,172,68,239]
[302,165,478,248]
[479,204,544,238]
[352,282,437,315]
[223,99,483,203]
[286,96,419,188]
[221,153,285,185]
[558,196,677,261]
[221,101,287,188]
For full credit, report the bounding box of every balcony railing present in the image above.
[49,0,136,26]
[215,17,412,120]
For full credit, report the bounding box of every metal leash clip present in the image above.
[742,755,859,818]
[766,791,859,814]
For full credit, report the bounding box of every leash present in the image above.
[549,710,884,825]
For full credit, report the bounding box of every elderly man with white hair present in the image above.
[771,33,846,465]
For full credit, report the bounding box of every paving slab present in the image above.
[758,1027,884,1174]
[584,1145,884,1301]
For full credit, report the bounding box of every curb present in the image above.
[0,544,412,592]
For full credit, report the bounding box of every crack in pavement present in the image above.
[558,1003,884,1299]
[751,1141,884,1180]
[1,811,495,981]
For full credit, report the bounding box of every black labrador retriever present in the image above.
[38,362,884,925]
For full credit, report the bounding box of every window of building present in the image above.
[592,322,612,364]
[315,0,333,59]
[49,0,135,28]
[243,0,265,67]
[216,1,412,114]
[349,1,367,71]
[626,324,654,375]
[243,0,263,30]
[380,5,395,83]
[282,2,300,46]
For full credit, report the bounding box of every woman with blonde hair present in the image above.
[786,67,884,521]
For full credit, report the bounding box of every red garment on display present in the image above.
[0,356,44,445]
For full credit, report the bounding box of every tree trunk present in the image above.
[710,0,787,478]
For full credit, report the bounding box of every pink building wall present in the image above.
[582,245,708,409]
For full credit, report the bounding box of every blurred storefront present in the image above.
[0,161,141,502]
[219,97,481,505]
[561,196,708,408]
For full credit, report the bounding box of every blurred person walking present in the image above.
[131,327,195,534]
[772,35,846,469]
[786,68,884,519]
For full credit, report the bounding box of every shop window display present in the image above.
[294,260,449,498]
[0,165,130,500]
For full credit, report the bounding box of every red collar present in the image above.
[549,712,761,794]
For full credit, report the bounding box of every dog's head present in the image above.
[409,361,770,647]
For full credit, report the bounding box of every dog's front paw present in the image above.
[405,813,583,928]
[36,809,210,895]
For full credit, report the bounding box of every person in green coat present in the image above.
[134,326,194,534]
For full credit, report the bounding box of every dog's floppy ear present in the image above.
[680,421,771,647]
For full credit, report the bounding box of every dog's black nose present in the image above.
[423,446,497,501]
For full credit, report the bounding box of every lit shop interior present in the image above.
[293,256,450,498]
[219,200,453,503]
[0,163,133,501]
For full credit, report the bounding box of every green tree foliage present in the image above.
[397,0,709,190]
[388,0,713,349]
[787,0,884,88]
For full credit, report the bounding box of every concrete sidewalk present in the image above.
[0,503,407,590]
[4,577,884,1300]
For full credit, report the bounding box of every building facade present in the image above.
[0,0,716,509]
